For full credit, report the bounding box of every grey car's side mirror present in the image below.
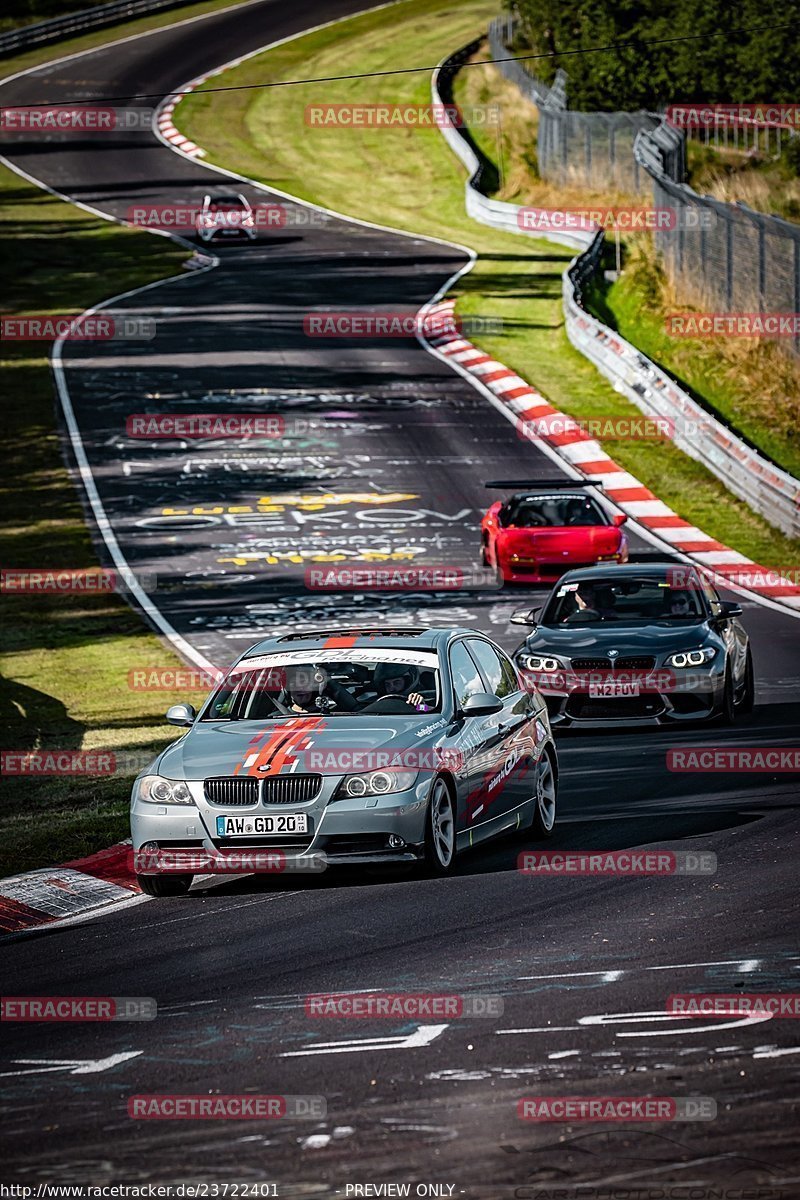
[719,601,742,618]
[460,692,504,718]
[510,608,540,626]
[166,703,196,727]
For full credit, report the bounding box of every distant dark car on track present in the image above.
[195,191,256,242]
[510,562,754,727]
[131,627,558,895]
[480,480,628,586]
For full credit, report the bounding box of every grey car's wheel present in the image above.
[424,777,457,876]
[737,647,755,714]
[137,874,193,897]
[719,665,737,725]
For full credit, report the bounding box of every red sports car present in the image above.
[481,480,628,586]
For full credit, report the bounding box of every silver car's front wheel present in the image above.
[424,777,456,875]
[517,750,557,840]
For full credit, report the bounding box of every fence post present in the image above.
[726,214,734,309]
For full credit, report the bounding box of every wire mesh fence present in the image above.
[486,16,800,358]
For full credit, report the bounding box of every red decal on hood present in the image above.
[235,718,327,777]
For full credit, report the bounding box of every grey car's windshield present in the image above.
[542,577,707,625]
[201,656,441,720]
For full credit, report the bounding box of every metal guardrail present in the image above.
[0,0,197,58]
[433,44,592,254]
[564,241,800,539]
[433,41,800,540]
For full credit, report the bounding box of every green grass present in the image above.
[175,0,799,568]
[0,167,210,876]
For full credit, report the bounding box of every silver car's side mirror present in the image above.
[510,609,539,626]
[166,703,196,727]
[460,692,504,718]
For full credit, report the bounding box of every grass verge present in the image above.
[174,0,800,568]
[0,166,209,876]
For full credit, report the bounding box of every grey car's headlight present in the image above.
[520,654,564,672]
[666,648,716,668]
[137,775,195,805]
[334,769,418,799]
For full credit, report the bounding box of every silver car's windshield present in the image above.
[543,577,707,625]
[201,654,441,720]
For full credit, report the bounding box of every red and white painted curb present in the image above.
[421,300,800,611]
[156,87,207,157]
[0,843,140,935]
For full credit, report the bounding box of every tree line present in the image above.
[510,0,800,110]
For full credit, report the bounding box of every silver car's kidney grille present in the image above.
[262,775,322,805]
[204,777,259,807]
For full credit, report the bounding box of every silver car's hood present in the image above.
[156,716,446,780]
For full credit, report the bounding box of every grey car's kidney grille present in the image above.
[262,775,322,805]
[204,777,259,807]
[571,657,611,670]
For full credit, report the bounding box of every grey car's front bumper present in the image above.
[524,666,726,727]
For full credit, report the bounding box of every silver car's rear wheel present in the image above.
[424,777,456,875]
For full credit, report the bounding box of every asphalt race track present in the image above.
[1,0,799,1193]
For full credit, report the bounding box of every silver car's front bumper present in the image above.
[130,773,432,871]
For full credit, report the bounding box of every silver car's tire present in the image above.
[517,750,557,840]
[137,874,193,897]
[424,777,457,876]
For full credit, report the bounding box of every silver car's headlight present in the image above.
[666,647,716,668]
[520,654,564,672]
[334,769,418,799]
[137,775,195,805]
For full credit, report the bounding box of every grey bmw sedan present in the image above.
[130,627,558,894]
